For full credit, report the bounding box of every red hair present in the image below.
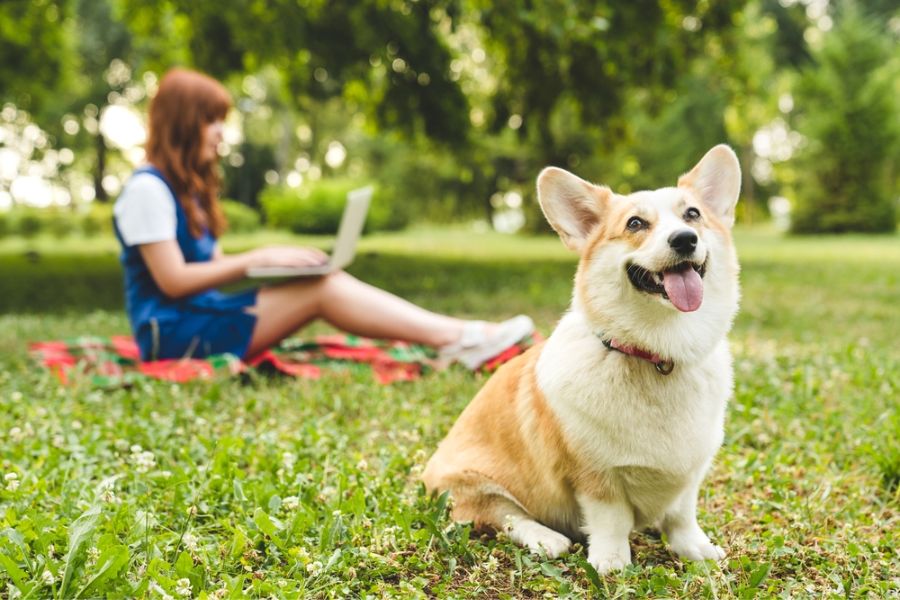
[145,68,230,237]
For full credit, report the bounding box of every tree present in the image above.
[0,0,75,117]
[119,0,471,147]
[789,1,899,233]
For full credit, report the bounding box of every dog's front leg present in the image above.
[578,493,634,574]
[661,478,725,562]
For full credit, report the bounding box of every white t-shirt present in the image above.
[113,172,177,245]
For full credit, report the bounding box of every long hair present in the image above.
[145,68,230,238]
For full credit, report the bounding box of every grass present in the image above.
[0,226,897,598]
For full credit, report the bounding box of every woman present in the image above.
[113,67,533,368]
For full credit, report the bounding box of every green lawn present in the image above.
[0,227,897,598]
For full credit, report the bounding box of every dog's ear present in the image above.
[678,144,741,228]
[537,167,610,252]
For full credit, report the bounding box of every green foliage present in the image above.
[222,142,277,209]
[80,203,115,237]
[0,206,115,239]
[789,2,900,234]
[0,252,123,313]
[260,180,410,235]
[476,1,747,162]
[4,0,899,237]
[15,210,44,239]
[220,199,261,233]
[0,0,75,116]
[118,0,470,146]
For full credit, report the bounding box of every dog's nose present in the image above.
[668,230,698,256]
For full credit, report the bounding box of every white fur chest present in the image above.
[536,311,732,479]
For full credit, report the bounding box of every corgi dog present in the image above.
[423,145,742,573]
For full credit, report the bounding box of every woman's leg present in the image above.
[243,271,467,358]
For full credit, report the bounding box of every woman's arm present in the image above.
[140,241,328,299]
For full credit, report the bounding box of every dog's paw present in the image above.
[586,537,632,574]
[589,552,632,574]
[506,518,571,558]
[669,531,726,562]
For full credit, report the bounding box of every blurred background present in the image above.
[0,0,897,240]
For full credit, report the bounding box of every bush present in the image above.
[260,179,410,234]
[0,205,118,238]
[221,199,262,233]
[16,210,43,238]
[81,203,114,237]
[45,210,78,237]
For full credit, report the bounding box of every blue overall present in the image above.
[113,166,258,361]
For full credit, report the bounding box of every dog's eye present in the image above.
[626,216,647,232]
[684,207,702,221]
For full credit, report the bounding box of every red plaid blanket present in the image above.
[30,333,540,386]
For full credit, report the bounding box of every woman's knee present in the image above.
[320,269,355,289]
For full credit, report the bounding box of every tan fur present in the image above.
[423,341,589,539]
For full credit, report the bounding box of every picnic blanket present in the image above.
[30,333,541,387]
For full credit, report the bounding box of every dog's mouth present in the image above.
[626,259,707,312]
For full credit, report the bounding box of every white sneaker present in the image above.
[438,315,534,370]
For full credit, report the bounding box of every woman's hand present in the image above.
[246,246,329,270]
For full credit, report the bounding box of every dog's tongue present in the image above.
[663,267,703,312]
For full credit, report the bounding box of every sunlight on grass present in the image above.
[0,226,897,597]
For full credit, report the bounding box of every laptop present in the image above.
[247,185,372,278]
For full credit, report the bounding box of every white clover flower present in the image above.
[130,444,143,453]
[4,472,19,492]
[8,427,24,442]
[282,496,300,512]
[305,561,323,576]
[281,452,297,471]
[114,439,131,451]
[182,532,199,552]
[485,555,499,572]
[41,570,54,585]
[52,435,65,448]
[71,420,83,430]
[10,391,22,402]
[356,458,369,471]
[86,546,100,567]
[175,577,192,597]
[131,448,157,473]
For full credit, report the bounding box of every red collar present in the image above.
[598,333,675,375]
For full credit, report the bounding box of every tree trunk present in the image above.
[94,133,108,202]
[739,144,756,225]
